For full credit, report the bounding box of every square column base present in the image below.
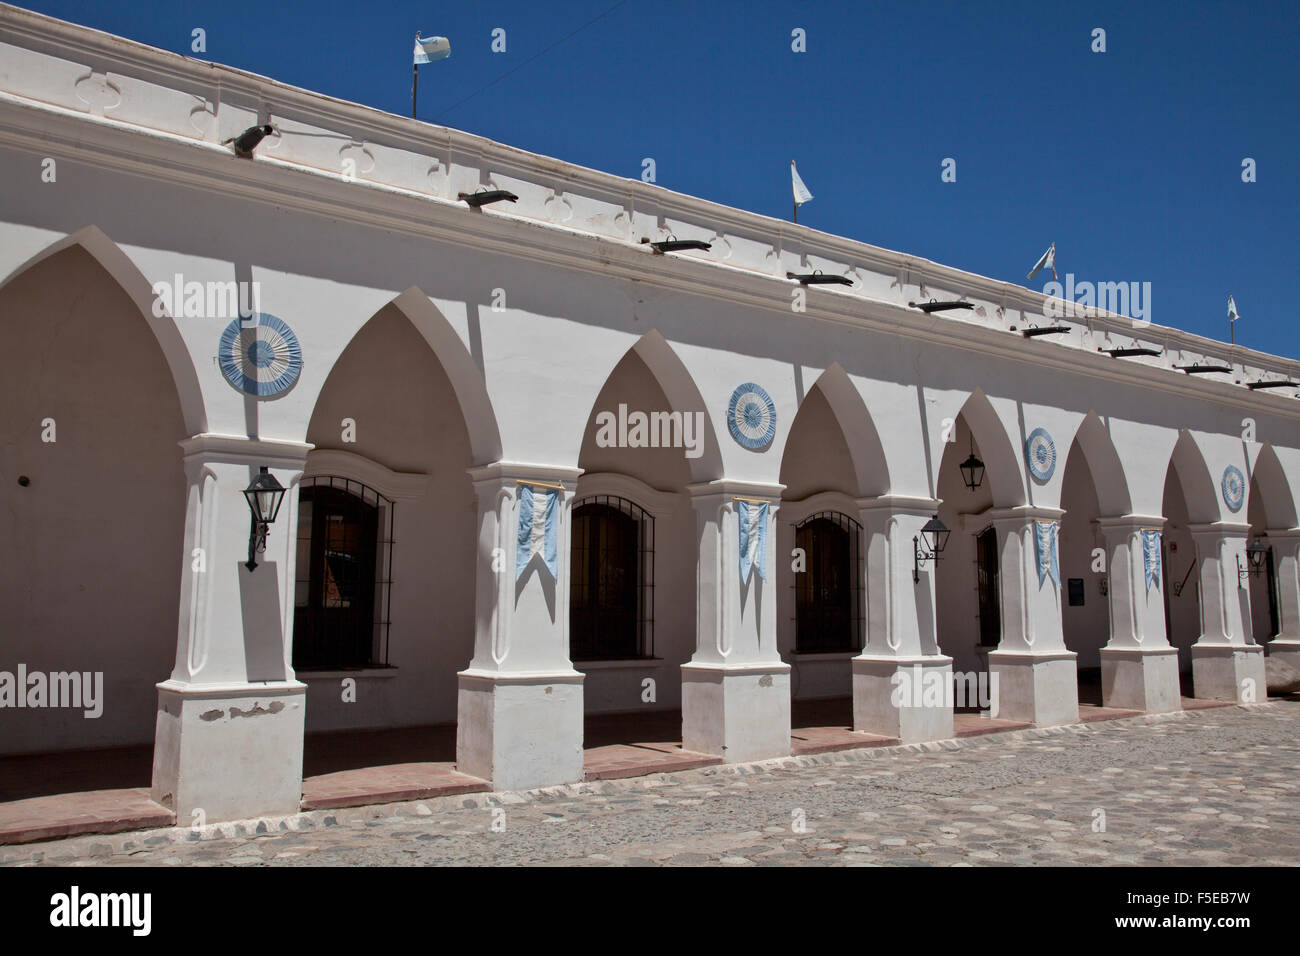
[987,650,1079,727]
[1192,644,1267,703]
[682,662,791,763]
[456,670,584,791]
[1100,647,1182,713]
[852,655,954,743]
[151,679,307,823]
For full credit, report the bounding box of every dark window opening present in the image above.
[293,478,393,669]
[976,526,1001,647]
[570,497,654,660]
[793,512,862,654]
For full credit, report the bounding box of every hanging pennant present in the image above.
[515,483,559,580]
[1034,520,1060,589]
[1141,529,1161,592]
[737,499,769,583]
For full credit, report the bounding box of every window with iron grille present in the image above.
[293,477,394,669]
[570,496,654,660]
[793,512,863,653]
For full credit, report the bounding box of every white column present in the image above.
[151,435,311,823]
[985,506,1080,726]
[681,481,791,763]
[852,497,954,743]
[455,462,584,791]
[1264,529,1300,673]
[1097,516,1181,713]
[1189,522,1267,702]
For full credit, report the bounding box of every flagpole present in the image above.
[412,34,419,119]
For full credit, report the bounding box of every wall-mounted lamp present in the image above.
[959,436,985,492]
[913,515,950,582]
[243,466,286,572]
[1237,538,1268,585]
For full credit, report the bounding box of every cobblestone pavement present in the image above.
[8,702,1300,867]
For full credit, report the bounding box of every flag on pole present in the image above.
[1027,242,1056,282]
[1227,295,1239,322]
[414,35,450,64]
[515,483,558,580]
[791,161,813,206]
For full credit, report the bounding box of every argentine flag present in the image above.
[1141,529,1161,592]
[1034,521,1060,589]
[1027,242,1056,282]
[791,161,813,206]
[1227,295,1239,322]
[737,499,769,583]
[515,484,559,581]
[414,35,450,64]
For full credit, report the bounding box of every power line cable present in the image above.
[434,0,631,120]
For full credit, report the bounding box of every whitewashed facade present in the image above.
[1,6,1298,822]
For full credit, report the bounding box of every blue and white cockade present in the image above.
[217,312,302,397]
[1221,465,1246,513]
[727,382,776,450]
[1025,427,1057,482]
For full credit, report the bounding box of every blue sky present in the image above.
[21,0,1300,358]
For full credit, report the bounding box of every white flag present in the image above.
[414,35,450,64]
[1027,242,1056,282]
[1227,295,1239,322]
[791,161,813,206]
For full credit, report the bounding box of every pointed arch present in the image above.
[952,389,1025,508]
[1250,443,1299,529]
[0,226,206,434]
[800,363,891,498]
[1065,411,1133,516]
[367,286,502,466]
[1165,430,1219,524]
[625,330,724,484]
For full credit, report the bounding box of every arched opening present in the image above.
[572,339,705,773]
[0,245,188,799]
[296,298,488,795]
[1058,435,1109,706]
[777,380,865,716]
[1246,447,1292,645]
[934,395,1024,698]
[1160,433,1219,685]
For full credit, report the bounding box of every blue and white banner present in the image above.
[1141,529,1161,592]
[1034,520,1060,589]
[515,484,558,581]
[414,35,450,64]
[737,499,769,583]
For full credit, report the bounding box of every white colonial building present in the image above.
[1,5,1298,823]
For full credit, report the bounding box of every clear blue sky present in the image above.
[21,0,1300,358]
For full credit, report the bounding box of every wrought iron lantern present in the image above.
[243,466,286,571]
[959,436,985,492]
[913,514,951,582]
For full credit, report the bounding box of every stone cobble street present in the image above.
[8,702,1300,867]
